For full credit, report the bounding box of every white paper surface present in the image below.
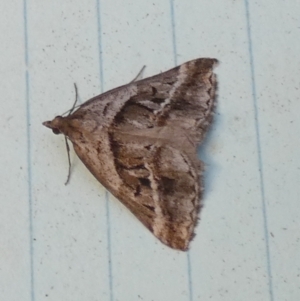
[0,1,299,300]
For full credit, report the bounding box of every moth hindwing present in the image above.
[43,58,218,251]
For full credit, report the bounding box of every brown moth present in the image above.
[43,58,218,251]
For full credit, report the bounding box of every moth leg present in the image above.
[64,136,72,185]
[129,65,146,83]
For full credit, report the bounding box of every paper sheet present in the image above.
[1,1,299,300]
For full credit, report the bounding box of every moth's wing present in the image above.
[71,127,202,251]
[111,128,203,251]
[71,58,217,144]
[132,57,218,143]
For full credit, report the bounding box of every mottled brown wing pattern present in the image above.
[111,59,217,139]
[108,129,202,250]
[43,58,218,251]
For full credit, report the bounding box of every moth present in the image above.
[43,58,218,251]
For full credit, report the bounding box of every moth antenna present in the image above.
[64,136,72,185]
[61,104,81,116]
[130,65,146,83]
[68,83,79,115]
[61,83,80,116]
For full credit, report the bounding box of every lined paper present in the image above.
[0,1,299,300]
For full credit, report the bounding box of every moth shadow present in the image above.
[197,118,221,204]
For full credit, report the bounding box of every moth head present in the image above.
[42,116,64,135]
